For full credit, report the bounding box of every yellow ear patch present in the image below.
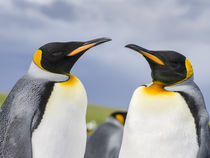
[185,58,193,79]
[87,129,92,135]
[33,50,42,67]
[33,49,46,71]
[140,51,165,66]
[170,58,193,86]
[116,114,124,125]
[160,57,194,87]
[68,43,96,56]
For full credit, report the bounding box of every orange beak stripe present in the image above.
[140,51,165,66]
[67,43,96,56]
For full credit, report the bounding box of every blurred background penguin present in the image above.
[85,111,127,158]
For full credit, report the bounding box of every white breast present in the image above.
[32,76,87,158]
[119,86,199,158]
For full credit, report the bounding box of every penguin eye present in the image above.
[52,51,63,56]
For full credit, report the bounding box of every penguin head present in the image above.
[111,111,127,125]
[125,44,193,86]
[33,37,111,74]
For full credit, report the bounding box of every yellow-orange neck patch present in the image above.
[143,82,174,95]
[60,74,78,87]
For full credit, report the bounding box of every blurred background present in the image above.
[0,0,210,113]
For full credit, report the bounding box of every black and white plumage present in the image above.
[85,111,127,158]
[0,77,54,158]
[0,38,111,158]
[119,44,210,158]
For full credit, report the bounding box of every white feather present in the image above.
[32,75,87,158]
[28,62,69,82]
[119,86,199,158]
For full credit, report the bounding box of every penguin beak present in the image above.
[125,44,165,66]
[68,37,111,56]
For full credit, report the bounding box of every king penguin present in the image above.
[119,44,210,158]
[85,111,127,158]
[0,37,111,158]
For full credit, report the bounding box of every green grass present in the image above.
[86,104,123,125]
[0,93,7,106]
[0,93,123,125]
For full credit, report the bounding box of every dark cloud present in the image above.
[12,0,35,9]
[39,1,76,21]
[177,0,210,17]
[0,0,210,111]
[0,12,44,29]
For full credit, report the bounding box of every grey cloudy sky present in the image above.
[0,0,210,111]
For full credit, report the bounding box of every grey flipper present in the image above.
[85,118,123,158]
[166,78,210,158]
[0,75,54,158]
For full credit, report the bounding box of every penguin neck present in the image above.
[144,81,173,95]
[165,76,199,95]
[145,76,196,95]
[165,76,208,113]
[27,62,69,82]
[120,78,200,158]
